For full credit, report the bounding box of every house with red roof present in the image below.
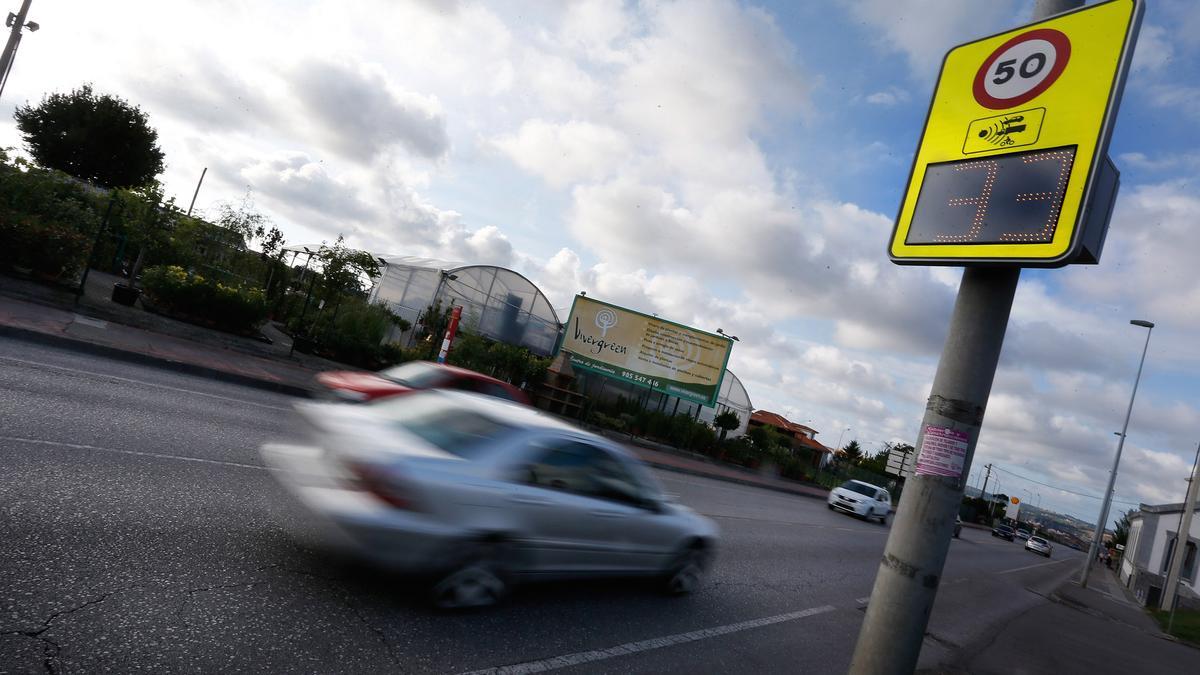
[747,410,832,470]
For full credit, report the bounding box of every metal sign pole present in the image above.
[851,3,1091,672]
[848,267,1019,674]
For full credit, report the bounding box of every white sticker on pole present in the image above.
[915,426,969,477]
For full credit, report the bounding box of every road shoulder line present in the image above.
[459,604,837,675]
[997,558,1069,575]
[1,435,265,471]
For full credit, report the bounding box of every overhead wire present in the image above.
[989,464,1141,507]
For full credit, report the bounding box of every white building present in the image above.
[1120,502,1200,608]
[368,256,561,356]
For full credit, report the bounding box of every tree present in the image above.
[114,183,175,289]
[317,236,381,301]
[1113,509,1134,547]
[839,439,863,464]
[416,300,453,359]
[857,447,890,475]
[15,85,165,188]
[747,424,784,453]
[714,411,740,441]
[210,195,288,292]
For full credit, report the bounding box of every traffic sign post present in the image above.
[885,445,914,479]
[852,2,1142,673]
[889,0,1142,267]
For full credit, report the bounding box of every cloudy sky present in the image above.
[2,0,1197,527]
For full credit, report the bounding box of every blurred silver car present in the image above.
[261,390,718,608]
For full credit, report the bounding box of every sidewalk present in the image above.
[940,562,1200,673]
[0,271,342,395]
[628,443,830,500]
[1,273,833,500]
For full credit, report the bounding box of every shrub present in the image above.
[0,213,90,278]
[284,299,407,369]
[445,332,550,386]
[379,342,425,367]
[315,301,404,368]
[588,411,627,432]
[141,265,268,332]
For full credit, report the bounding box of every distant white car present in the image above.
[1025,535,1052,557]
[827,480,892,524]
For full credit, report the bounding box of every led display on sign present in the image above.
[905,146,1076,246]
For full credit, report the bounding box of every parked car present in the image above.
[992,524,1015,541]
[261,390,718,609]
[1016,528,1032,540]
[314,360,531,405]
[953,516,963,539]
[1025,535,1052,557]
[827,480,892,524]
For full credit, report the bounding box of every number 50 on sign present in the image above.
[889,0,1143,267]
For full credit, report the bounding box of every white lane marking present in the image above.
[0,354,292,411]
[700,513,889,534]
[1,435,265,471]
[459,605,838,675]
[997,558,1069,575]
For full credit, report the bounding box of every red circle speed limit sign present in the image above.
[973,28,1071,109]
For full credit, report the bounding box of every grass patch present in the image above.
[1150,608,1200,646]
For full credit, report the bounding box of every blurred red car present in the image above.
[315,361,531,405]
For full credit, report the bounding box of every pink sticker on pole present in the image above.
[914,426,969,478]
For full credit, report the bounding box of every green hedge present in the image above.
[0,213,90,279]
[141,265,267,332]
[297,299,408,369]
[444,332,550,386]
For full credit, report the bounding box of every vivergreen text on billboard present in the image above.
[558,295,733,407]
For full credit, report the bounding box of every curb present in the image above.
[640,458,830,501]
[0,324,312,398]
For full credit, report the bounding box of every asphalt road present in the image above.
[0,337,1085,674]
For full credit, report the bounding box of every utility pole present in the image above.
[849,4,1084,673]
[1081,319,1155,588]
[0,0,35,103]
[979,464,993,524]
[1161,441,1200,613]
[186,167,207,217]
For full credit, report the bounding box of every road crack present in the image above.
[175,578,272,629]
[1,587,129,674]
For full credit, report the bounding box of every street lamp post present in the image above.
[836,427,851,452]
[0,0,37,103]
[1081,319,1154,588]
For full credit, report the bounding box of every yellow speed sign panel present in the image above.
[889,0,1143,267]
